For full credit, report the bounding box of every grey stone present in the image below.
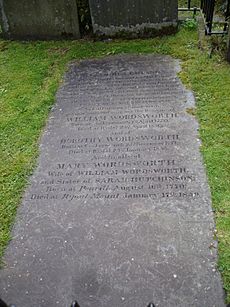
[0,0,80,39]
[0,55,225,307]
[227,20,230,62]
[88,0,178,36]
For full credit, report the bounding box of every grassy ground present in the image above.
[178,0,200,7]
[0,25,229,301]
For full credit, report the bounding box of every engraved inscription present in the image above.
[27,57,199,204]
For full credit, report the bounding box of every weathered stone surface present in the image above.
[0,0,80,39]
[0,55,225,306]
[227,20,230,62]
[88,0,178,36]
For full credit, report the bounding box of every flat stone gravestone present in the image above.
[0,55,225,307]
[88,0,178,36]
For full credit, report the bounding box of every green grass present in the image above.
[178,0,200,7]
[0,26,230,301]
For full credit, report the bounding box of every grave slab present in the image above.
[88,0,178,37]
[0,0,80,39]
[0,55,225,307]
